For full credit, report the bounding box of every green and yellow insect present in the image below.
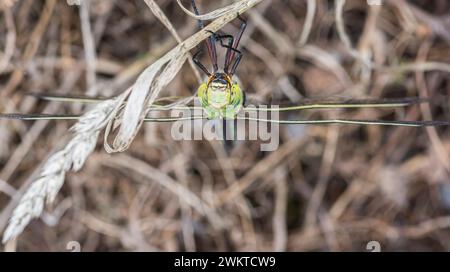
[0,1,447,128]
[0,92,446,128]
[197,73,244,120]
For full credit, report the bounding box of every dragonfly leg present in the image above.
[229,49,243,76]
[191,0,218,73]
[206,30,234,72]
[228,14,247,72]
[211,32,243,75]
[206,13,246,75]
[193,50,212,76]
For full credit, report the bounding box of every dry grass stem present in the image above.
[109,0,265,152]
[2,97,123,243]
[1,0,449,252]
[298,0,316,46]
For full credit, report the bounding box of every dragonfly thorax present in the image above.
[197,73,244,120]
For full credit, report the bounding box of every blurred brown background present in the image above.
[0,0,450,251]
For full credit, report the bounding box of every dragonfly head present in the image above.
[206,73,233,109]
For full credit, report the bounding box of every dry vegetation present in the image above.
[1,0,450,251]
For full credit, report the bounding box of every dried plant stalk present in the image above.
[144,0,202,83]
[0,0,17,10]
[298,0,316,46]
[108,0,264,152]
[2,94,127,243]
[2,0,265,244]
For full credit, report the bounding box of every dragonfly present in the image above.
[0,89,446,127]
[0,0,447,129]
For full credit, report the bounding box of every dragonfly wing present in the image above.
[238,117,448,127]
[25,92,193,107]
[245,97,429,112]
[0,113,81,120]
[25,92,107,103]
[143,116,205,122]
[0,113,205,122]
